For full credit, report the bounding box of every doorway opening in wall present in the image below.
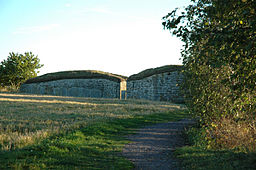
[121,90,127,100]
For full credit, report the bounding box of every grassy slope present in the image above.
[24,70,127,84]
[0,92,188,169]
[128,65,182,81]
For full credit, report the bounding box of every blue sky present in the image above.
[0,0,191,76]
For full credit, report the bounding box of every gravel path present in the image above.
[122,119,195,170]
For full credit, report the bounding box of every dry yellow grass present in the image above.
[0,92,184,150]
[208,117,256,152]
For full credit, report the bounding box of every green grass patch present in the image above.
[24,70,127,84]
[175,146,256,170]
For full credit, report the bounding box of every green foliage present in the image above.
[184,126,208,148]
[163,0,256,150]
[0,52,43,88]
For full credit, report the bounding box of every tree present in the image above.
[163,0,256,118]
[162,0,256,150]
[0,52,44,88]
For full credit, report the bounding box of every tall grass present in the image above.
[0,92,184,151]
[175,120,256,170]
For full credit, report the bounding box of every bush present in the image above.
[185,126,208,148]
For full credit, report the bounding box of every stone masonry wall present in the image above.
[126,71,184,103]
[20,79,120,98]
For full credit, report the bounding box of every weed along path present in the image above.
[122,119,195,170]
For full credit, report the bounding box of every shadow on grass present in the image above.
[175,145,256,170]
[0,110,189,169]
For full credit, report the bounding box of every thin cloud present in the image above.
[13,24,60,35]
[89,7,112,14]
[76,7,113,15]
[65,3,71,7]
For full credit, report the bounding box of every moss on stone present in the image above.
[24,70,127,84]
[128,65,183,81]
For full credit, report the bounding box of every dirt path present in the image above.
[122,119,195,170]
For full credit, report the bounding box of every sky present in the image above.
[0,0,191,76]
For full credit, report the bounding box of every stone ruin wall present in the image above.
[126,71,184,103]
[20,79,121,98]
[20,67,184,103]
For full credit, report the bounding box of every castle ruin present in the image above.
[20,65,184,103]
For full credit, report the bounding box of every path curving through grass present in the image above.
[0,92,189,169]
[122,119,195,170]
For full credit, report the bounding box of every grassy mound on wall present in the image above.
[128,65,183,81]
[24,70,127,84]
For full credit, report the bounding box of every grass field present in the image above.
[0,92,188,169]
[1,92,255,169]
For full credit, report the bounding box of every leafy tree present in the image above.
[0,52,43,88]
[162,0,256,150]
